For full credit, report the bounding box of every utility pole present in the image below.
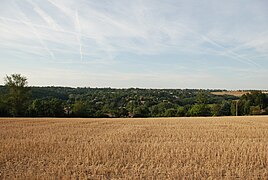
[235,100,239,116]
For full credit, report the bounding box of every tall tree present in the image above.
[0,94,9,116]
[187,104,211,117]
[4,74,31,116]
[72,100,88,117]
[196,91,208,104]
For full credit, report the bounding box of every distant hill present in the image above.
[1,86,267,117]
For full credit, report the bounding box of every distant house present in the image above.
[64,106,72,115]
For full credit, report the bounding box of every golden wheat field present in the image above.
[210,91,250,97]
[0,116,268,179]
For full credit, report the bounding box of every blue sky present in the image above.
[0,0,268,89]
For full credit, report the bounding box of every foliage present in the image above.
[4,74,31,116]
[0,75,268,117]
[0,94,9,116]
[28,98,65,117]
[187,104,211,117]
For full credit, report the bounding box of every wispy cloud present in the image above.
[28,0,62,31]
[1,0,266,63]
[0,0,268,88]
[75,10,83,61]
[13,1,56,60]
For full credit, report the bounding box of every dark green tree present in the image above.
[28,98,64,117]
[187,104,211,117]
[219,101,231,116]
[176,106,185,117]
[4,74,31,116]
[196,91,208,104]
[242,100,251,115]
[164,108,177,117]
[133,106,150,117]
[230,101,235,116]
[118,107,129,117]
[27,99,43,116]
[0,94,9,116]
[73,100,88,117]
[47,98,65,117]
[211,104,221,116]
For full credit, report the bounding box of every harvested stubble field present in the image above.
[0,117,268,179]
[210,91,250,97]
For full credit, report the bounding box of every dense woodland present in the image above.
[0,74,268,117]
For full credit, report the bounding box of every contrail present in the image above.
[198,31,260,68]
[25,18,56,60]
[46,0,117,61]
[200,34,261,68]
[176,23,261,68]
[0,16,61,32]
[0,14,108,58]
[27,0,62,31]
[0,16,97,42]
[0,40,98,56]
[225,30,268,53]
[12,5,56,60]
[1,17,55,60]
[75,9,83,61]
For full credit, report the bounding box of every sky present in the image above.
[0,0,268,89]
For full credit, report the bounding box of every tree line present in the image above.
[0,74,268,117]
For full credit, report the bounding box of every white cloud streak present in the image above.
[75,10,83,61]
[14,1,56,60]
[1,0,268,88]
[1,0,267,65]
